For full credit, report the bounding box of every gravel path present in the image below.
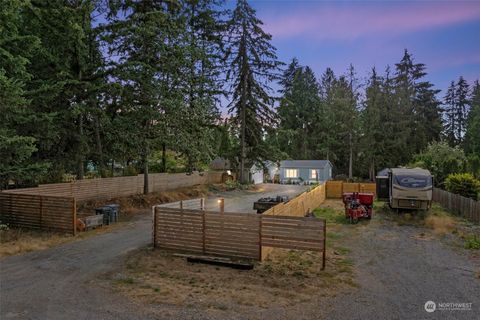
[323,214,480,320]
[0,184,306,320]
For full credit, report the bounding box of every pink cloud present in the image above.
[262,2,480,41]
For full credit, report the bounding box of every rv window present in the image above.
[394,175,432,188]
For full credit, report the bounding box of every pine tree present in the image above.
[317,67,336,161]
[277,65,321,159]
[362,68,384,180]
[455,76,470,144]
[173,0,224,172]
[393,49,442,162]
[0,0,47,188]
[464,80,480,176]
[105,0,186,192]
[278,57,300,95]
[224,0,282,183]
[444,81,457,146]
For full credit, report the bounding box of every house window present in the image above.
[311,169,318,179]
[285,169,298,178]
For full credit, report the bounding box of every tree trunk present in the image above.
[348,132,353,181]
[94,114,105,177]
[143,145,149,195]
[77,114,84,180]
[239,101,246,183]
[369,158,375,181]
[239,28,248,184]
[161,143,167,173]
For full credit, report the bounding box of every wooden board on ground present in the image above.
[174,253,254,270]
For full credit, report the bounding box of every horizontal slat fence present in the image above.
[154,207,261,260]
[433,188,480,224]
[153,206,326,265]
[2,172,222,203]
[205,212,260,260]
[260,183,326,260]
[0,193,76,234]
[1,172,221,233]
[326,181,376,198]
[262,183,326,217]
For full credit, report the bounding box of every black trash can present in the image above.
[104,204,120,223]
[95,206,113,225]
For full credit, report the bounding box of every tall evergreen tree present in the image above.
[455,76,470,144]
[277,65,321,159]
[465,80,480,176]
[174,0,224,172]
[19,0,106,181]
[0,0,47,188]
[443,81,457,146]
[278,57,300,95]
[105,0,186,193]
[362,67,384,180]
[224,0,282,183]
[393,49,442,163]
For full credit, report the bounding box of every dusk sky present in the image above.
[241,0,480,96]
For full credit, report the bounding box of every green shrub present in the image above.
[123,165,138,176]
[464,236,480,250]
[445,173,480,200]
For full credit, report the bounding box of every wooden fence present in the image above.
[433,188,480,224]
[2,172,223,203]
[326,181,376,198]
[153,206,326,266]
[263,183,326,217]
[0,193,76,234]
[1,172,222,234]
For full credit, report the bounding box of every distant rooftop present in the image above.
[280,160,331,169]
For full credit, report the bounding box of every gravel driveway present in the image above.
[323,214,480,320]
[0,184,306,320]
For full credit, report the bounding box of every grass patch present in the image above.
[313,207,347,224]
[380,203,456,235]
[109,246,355,312]
[0,228,74,258]
[464,236,480,250]
[208,181,255,192]
[0,221,129,258]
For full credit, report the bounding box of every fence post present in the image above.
[72,197,77,236]
[202,211,206,255]
[39,195,43,229]
[322,220,326,270]
[152,206,157,248]
[219,198,224,214]
[180,200,183,211]
[258,215,262,261]
[200,198,205,211]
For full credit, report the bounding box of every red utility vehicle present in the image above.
[342,192,374,224]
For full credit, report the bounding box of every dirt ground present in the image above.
[1,186,479,320]
[107,198,480,320]
[320,201,480,320]
[0,184,306,320]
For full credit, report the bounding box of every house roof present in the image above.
[280,160,331,169]
[209,157,231,170]
[391,167,431,176]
